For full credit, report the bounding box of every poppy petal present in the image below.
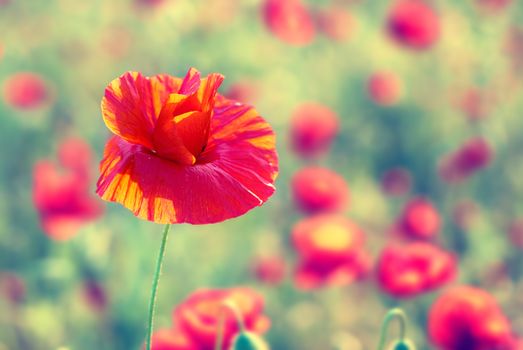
[101,72,181,149]
[97,99,277,224]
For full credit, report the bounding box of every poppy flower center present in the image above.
[151,93,214,165]
[311,223,352,251]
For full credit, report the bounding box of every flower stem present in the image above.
[377,308,407,350]
[145,224,171,350]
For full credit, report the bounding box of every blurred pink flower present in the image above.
[291,167,349,215]
[438,137,493,184]
[381,167,412,196]
[262,0,315,46]
[290,102,339,158]
[387,0,440,50]
[399,197,440,239]
[367,71,403,106]
[316,6,356,42]
[3,72,51,110]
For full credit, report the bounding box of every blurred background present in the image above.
[1,0,523,349]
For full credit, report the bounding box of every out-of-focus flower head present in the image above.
[96,68,278,224]
[33,138,103,241]
[386,0,440,50]
[3,72,51,110]
[171,288,270,349]
[291,167,349,215]
[292,214,371,289]
[438,137,493,184]
[377,242,456,298]
[150,328,197,350]
[0,272,25,304]
[289,102,339,158]
[251,256,286,285]
[381,167,412,196]
[399,197,440,239]
[262,0,316,46]
[316,5,356,42]
[428,286,514,350]
[367,71,403,106]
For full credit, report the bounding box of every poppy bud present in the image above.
[392,339,416,350]
[230,332,270,350]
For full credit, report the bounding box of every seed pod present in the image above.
[230,331,270,350]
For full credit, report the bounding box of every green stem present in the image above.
[145,224,171,350]
[377,308,407,350]
[214,301,246,350]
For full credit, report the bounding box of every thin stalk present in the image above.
[377,308,407,350]
[145,224,171,350]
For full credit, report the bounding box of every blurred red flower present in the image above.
[172,288,270,349]
[3,72,51,110]
[262,0,315,46]
[292,215,371,289]
[367,71,403,106]
[438,137,493,184]
[33,138,103,241]
[387,0,440,50]
[399,197,440,239]
[151,328,197,350]
[381,167,412,196]
[289,102,339,158]
[96,68,278,224]
[291,167,349,215]
[316,6,356,42]
[377,242,456,298]
[428,286,514,350]
[251,256,286,285]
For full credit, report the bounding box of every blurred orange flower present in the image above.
[96,68,278,224]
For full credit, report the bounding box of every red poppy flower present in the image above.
[399,197,440,239]
[3,72,51,110]
[367,71,403,106]
[251,256,286,285]
[292,215,371,289]
[173,287,270,349]
[377,243,456,298]
[386,0,440,50]
[428,286,514,350]
[438,137,493,184]
[316,6,356,42]
[289,103,339,158]
[96,68,278,224]
[291,167,349,215]
[150,328,198,350]
[33,138,104,240]
[262,0,315,46]
[381,167,411,196]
